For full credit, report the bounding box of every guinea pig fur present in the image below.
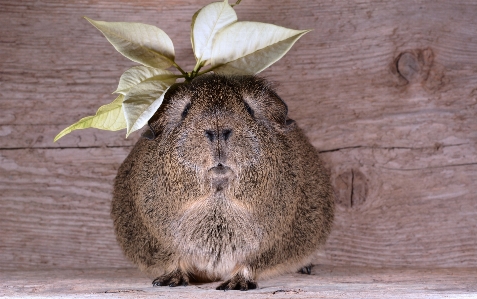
[111,74,334,291]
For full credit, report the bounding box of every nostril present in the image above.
[205,130,215,142]
[222,129,232,141]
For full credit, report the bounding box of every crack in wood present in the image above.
[0,143,470,152]
[379,162,477,171]
[0,145,134,150]
[350,169,355,208]
[104,289,144,293]
[318,143,470,153]
[319,146,365,153]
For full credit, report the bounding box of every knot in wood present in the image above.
[396,52,420,83]
[392,48,448,91]
[334,169,368,208]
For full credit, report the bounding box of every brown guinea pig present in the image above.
[111,74,334,291]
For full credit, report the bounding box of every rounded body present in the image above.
[112,75,334,288]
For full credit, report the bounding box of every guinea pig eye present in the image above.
[181,103,191,119]
[244,101,254,117]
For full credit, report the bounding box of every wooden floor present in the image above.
[2,266,476,298]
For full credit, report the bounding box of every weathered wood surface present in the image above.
[1,0,476,270]
[1,266,477,298]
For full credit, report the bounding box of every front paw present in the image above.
[152,269,189,287]
[216,274,257,291]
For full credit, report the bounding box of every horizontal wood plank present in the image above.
[1,266,476,298]
[1,146,476,269]
[0,148,133,270]
[322,147,477,267]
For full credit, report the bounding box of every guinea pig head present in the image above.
[147,75,289,194]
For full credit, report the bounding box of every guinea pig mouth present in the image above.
[207,164,235,192]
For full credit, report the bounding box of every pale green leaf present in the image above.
[191,0,237,65]
[210,22,311,75]
[114,66,177,95]
[54,95,126,142]
[123,79,173,137]
[85,17,175,69]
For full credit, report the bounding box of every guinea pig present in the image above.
[111,74,334,291]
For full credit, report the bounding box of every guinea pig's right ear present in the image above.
[141,124,156,140]
[146,83,192,136]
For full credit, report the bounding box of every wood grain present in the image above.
[0,148,133,270]
[1,0,476,270]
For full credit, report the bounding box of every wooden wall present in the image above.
[1,0,476,270]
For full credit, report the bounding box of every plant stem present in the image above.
[196,65,220,76]
[192,61,202,74]
[231,0,241,7]
[172,61,187,76]
[183,61,206,81]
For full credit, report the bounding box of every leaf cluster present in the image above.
[54,0,310,141]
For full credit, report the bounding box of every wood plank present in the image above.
[322,146,477,267]
[1,0,476,149]
[0,148,133,270]
[1,146,476,269]
[1,266,476,298]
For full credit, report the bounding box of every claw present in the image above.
[216,274,257,291]
[152,269,189,287]
[152,278,168,287]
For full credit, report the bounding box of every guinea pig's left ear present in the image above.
[244,89,288,126]
[265,89,288,125]
[239,77,288,126]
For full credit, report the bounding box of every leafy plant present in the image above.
[54,0,310,141]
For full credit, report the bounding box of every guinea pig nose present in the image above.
[205,130,215,142]
[204,129,233,142]
[222,129,232,141]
